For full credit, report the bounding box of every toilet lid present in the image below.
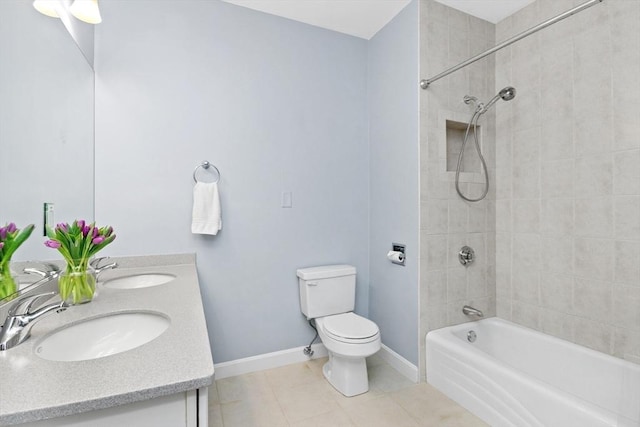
[322,313,379,340]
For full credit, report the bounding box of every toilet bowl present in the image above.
[297,264,381,397]
[315,312,381,396]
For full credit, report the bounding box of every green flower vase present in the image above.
[0,262,17,301]
[59,262,96,305]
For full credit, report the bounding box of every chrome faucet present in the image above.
[462,305,484,317]
[0,292,68,351]
[23,262,60,279]
[90,257,118,279]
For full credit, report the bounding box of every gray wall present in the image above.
[368,0,420,366]
[419,0,497,378]
[418,0,640,370]
[495,0,640,361]
[94,0,370,363]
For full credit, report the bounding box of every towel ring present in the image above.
[193,161,220,183]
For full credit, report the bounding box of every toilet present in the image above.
[297,265,381,397]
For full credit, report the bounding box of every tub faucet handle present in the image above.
[459,246,475,267]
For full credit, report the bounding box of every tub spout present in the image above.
[462,305,483,317]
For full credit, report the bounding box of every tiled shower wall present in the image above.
[419,0,497,378]
[494,0,640,361]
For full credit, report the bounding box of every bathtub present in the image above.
[426,317,640,427]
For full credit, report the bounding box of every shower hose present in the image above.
[455,108,490,202]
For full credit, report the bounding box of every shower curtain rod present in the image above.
[420,0,604,89]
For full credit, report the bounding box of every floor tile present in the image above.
[220,399,289,427]
[265,361,322,390]
[208,383,220,404]
[274,378,341,423]
[366,353,386,368]
[305,356,328,377]
[368,363,416,393]
[216,371,277,403]
[418,410,489,427]
[208,403,224,427]
[391,383,489,427]
[211,354,486,427]
[343,395,420,427]
[289,408,356,427]
[331,381,387,410]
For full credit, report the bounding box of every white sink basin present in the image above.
[35,312,170,362]
[103,273,175,289]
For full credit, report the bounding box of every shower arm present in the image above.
[419,0,604,89]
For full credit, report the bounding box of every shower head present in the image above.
[479,86,516,113]
[499,86,516,101]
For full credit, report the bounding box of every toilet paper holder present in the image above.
[388,243,406,266]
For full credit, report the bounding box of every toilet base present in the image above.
[322,352,369,397]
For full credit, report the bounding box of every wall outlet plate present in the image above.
[43,202,54,236]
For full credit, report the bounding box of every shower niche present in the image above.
[438,110,486,184]
[446,119,481,173]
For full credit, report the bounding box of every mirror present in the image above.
[0,1,94,299]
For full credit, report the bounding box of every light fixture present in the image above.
[33,0,60,18]
[70,0,102,24]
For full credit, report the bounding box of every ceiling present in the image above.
[434,0,536,24]
[222,0,411,40]
[222,0,536,40]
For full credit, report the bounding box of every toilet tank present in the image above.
[297,265,356,320]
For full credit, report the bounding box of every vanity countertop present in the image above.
[0,254,214,426]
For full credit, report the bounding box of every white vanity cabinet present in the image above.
[19,388,208,427]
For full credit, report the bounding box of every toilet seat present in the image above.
[321,313,379,344]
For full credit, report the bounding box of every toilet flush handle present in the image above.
[307,281,318,286]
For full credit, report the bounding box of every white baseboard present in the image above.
[213,343,328,380]
[214,342,419,383]
[378,343,419,383]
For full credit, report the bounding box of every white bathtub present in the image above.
[426,317,640,427]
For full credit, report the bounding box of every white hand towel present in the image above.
[192,182,222,235]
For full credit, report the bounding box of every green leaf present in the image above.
[1,224,34,261]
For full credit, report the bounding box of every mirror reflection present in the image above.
[0,1,94,302]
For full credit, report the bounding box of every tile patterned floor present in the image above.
[208,355,488,427]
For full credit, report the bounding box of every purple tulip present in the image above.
[92,227,99,238]
[44,240,61,248]
[92,236,105,245]
[0,227,6,241]
[82,225,91,237]
[56,223,68,233]
[77,219,85,230]
[6,223,16,233]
